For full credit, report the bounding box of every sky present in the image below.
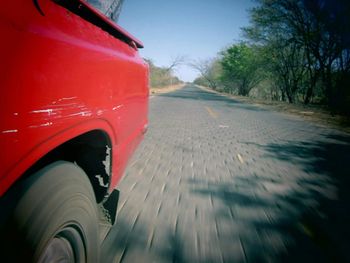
[118,0,256,82]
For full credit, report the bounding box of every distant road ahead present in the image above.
[102,85,350,262]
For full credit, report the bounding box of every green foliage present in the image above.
[145,59,182,88]
[192,0,350,115]
[220,43,264,96]
[242,0,350,113]
[190,58,222,89]
[193,76,208,87]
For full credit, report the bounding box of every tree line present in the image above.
[193,0,350,115]
[145,57,184,88]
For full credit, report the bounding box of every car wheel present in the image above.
[1,161,99,263]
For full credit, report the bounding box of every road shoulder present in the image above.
[196,85,350,133]
[150,84,186,95]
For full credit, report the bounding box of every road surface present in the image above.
[102,85,350,262]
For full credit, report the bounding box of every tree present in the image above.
[243,0,350,111]
[165,55,187,72]
[243,0,312,103]
[145,58,182,88]
[220,43,263,96]
[190,58,221,89]
[269,41,307,103]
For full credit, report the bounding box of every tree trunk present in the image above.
[304,70,317,104]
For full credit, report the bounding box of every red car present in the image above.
[0,0,148,262]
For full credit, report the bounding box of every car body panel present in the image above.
[0,0,149,196]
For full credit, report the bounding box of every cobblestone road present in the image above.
[102,85,350,262]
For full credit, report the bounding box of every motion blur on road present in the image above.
[102,85,350,262]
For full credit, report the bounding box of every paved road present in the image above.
[102,85,350,262]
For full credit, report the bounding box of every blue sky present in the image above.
[118,0,256,82]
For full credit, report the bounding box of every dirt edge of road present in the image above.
[150,84,186,95]
[197,85,350,133]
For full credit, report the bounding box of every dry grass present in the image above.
[198,85,350,133]
[150,84,185,95]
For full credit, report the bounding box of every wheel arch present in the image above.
[4,120,117,203]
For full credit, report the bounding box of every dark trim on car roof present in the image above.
[53,0,144,48]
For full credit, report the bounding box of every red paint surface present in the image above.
[0,0,149,196]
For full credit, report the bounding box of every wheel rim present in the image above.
[38,226,86,263]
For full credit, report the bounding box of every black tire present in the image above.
[1,161,99,263]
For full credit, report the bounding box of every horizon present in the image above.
[118,0,256,82]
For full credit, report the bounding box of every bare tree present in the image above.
[165,55,188,72]
[189,58,219,89]
[146,57,184,88]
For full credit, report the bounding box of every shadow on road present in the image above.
[102,84,350,262]
[189,133,350,262]
[102,214,188,262]
[158,86,267,112]
[264,133,350,262]
[102,133,350,262]
[101,216,149,262]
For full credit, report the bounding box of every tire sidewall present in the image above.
[3,161,99,263]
